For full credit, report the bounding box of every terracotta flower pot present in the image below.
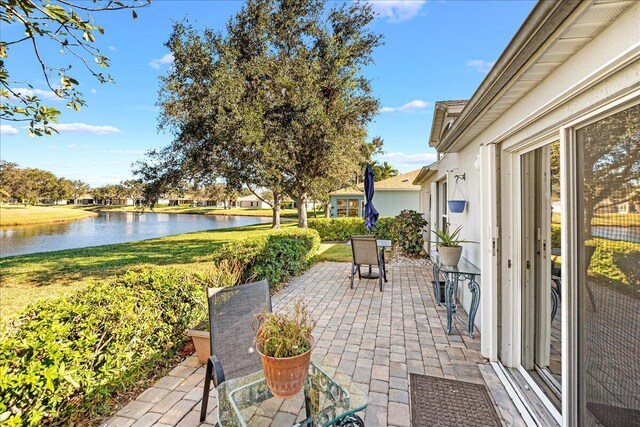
[439,246,463,266]
[257,336,315,398]
[187,327,210,364]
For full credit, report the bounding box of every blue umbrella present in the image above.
[364,164,379,233]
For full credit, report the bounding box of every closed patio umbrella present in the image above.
[364,164,379,233]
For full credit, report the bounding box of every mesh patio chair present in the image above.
[350,235,386,291]
[200,279,272,422]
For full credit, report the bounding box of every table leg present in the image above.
[444,272,458,334]
[467,275,480,338]
[433,263,441,306]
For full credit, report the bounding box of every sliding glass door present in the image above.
[520,141,562,408]
[576,103,639,426]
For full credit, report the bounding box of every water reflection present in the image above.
[0,212,270,257]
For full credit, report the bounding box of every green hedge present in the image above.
[0,269,209,426]
[308,217,396,241]
[213,228,320,286]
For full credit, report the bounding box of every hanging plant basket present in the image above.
[448,200,467,213]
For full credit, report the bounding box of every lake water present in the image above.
[0,212,271,258]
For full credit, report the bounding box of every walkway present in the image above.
[104,261,525,427]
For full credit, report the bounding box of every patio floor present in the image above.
[104,261,525,427]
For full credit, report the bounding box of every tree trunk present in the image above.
[324,201,331,218]
[297,193,308,228]
[272,190,281,229]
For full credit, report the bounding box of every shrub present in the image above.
[308,217,367,241]
[0,268,209,426]
[213,228,320,286]
[308,217,397,241]
[394,210,428,255]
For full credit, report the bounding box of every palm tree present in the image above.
[373,161,399,182]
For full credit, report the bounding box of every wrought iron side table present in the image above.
[216,355,367,427]
[430,251,481,337]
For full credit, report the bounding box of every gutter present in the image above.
[412,162,438,185]
[439,0,582,152]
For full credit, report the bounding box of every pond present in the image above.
[0,211,271,258]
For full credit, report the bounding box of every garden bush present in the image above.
[308,217,397,241]
[0,268,210,426]
[394,210,428,255]
[213,228,320,286]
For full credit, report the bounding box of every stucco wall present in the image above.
[373,191,420,217]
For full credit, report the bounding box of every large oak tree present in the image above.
[155,0,382,227]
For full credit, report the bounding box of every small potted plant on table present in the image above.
[255,300,316,398]
[432,224,476,266]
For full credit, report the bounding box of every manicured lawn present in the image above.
[0,205,97,226]
[0,223,296,319]
[314,242,353,262]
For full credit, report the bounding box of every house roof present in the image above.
[330,169,422,196]
[428,100,469,148]
[437,0,635,152]
[412,162,439,185]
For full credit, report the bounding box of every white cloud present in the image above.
[377,151,438,170]
[108,45,117,52]
[380,99,432,113]
[467,59,495,73]
[53,123,123,135]
[148,53,174,69]
[0,124,18,135]
[90,88,97,94]
[8,87,61,101]
[368,0,427,23]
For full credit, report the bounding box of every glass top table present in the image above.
[216,355,367,427]
[430,250,481,337]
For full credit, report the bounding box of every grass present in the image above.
[314,242,353,262]
[0,223,296,319]
[0,205,97,226]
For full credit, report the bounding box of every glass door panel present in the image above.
[576,103,640,426]
[521,141,562,407]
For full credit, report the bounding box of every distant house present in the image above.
[71,194,95,205]
[236,194,271,208]
[329,169,422,218]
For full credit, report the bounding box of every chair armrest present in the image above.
[210,355,225,387]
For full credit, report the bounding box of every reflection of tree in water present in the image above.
[578,104,640,239]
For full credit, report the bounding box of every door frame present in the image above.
[496,90,640,427]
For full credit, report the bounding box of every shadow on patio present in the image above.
[105,261,525,427]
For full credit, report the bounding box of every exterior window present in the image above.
[337,199,347,217]
[348,199,359,217]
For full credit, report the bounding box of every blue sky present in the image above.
[0,0,535,186]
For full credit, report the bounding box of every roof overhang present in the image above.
[437,0,635,153]
[412,162,438,185]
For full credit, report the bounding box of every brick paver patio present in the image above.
[104,261,525,427]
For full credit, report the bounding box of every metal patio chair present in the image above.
[350,235,386,291]
[200,279,272,422]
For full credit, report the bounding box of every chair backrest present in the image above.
[207,279,271,381]
[351,235,379,266]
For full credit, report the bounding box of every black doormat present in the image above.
[409,374,502,427]
[587,402,640,427]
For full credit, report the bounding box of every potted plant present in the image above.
[432,224,476,266]
[255,300,316,398]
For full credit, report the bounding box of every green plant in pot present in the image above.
[432,224,477,266]
[255,300,316,398]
